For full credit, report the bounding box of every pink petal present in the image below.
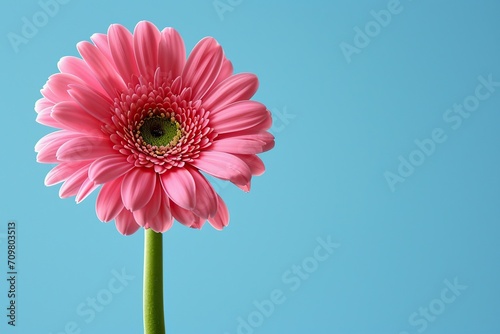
[76,178,98,203]
[45,73,85,102]
[190,151,251,191]
[36,106,60,128]
[189,218,206,229]
[59,164,89,198]
[203,73,258,113]
[150,195,174,232]
[261,110,273,130]
[133,21,161,83]
[35,131,81,163]
[211,132,274,154]
[90,33,114,65]
[56,136,115,161]
[182,37,223,100]
[115,209,141,235]
[35,97,53,113]
[212,58,233,87]
[88,155,134,184]
[45,161,91,186]
[135,187,174,233]
[234,154,266,176]
[35,130,63,151]
[35,130,66,151]
[220,130,275,152]
[217,109,273,135]
[170,76,183,95]
[170,201,204,228]
[160,168,196,210]
[208,194,229,230]
[190,168,218,219]
[68,84,114,123]
[108,24,140,82]
[158,27,186,81]
[96,176,125,222]
[51,101,104,135]
[210,101,268,134]
[57,56,107,96]
[77,41,126,98]
[132,177,162,227]
[40,83,59,103]
[121,167,156,211]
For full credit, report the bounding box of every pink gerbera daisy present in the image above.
[35,21,274,235]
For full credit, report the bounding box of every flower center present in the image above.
[138,113,182,147]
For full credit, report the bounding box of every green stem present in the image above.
[144,229,165,334]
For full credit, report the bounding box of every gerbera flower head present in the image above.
[34,21,274,235]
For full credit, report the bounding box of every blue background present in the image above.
[1,0,500,333]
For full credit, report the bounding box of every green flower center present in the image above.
[138,114,182,147]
